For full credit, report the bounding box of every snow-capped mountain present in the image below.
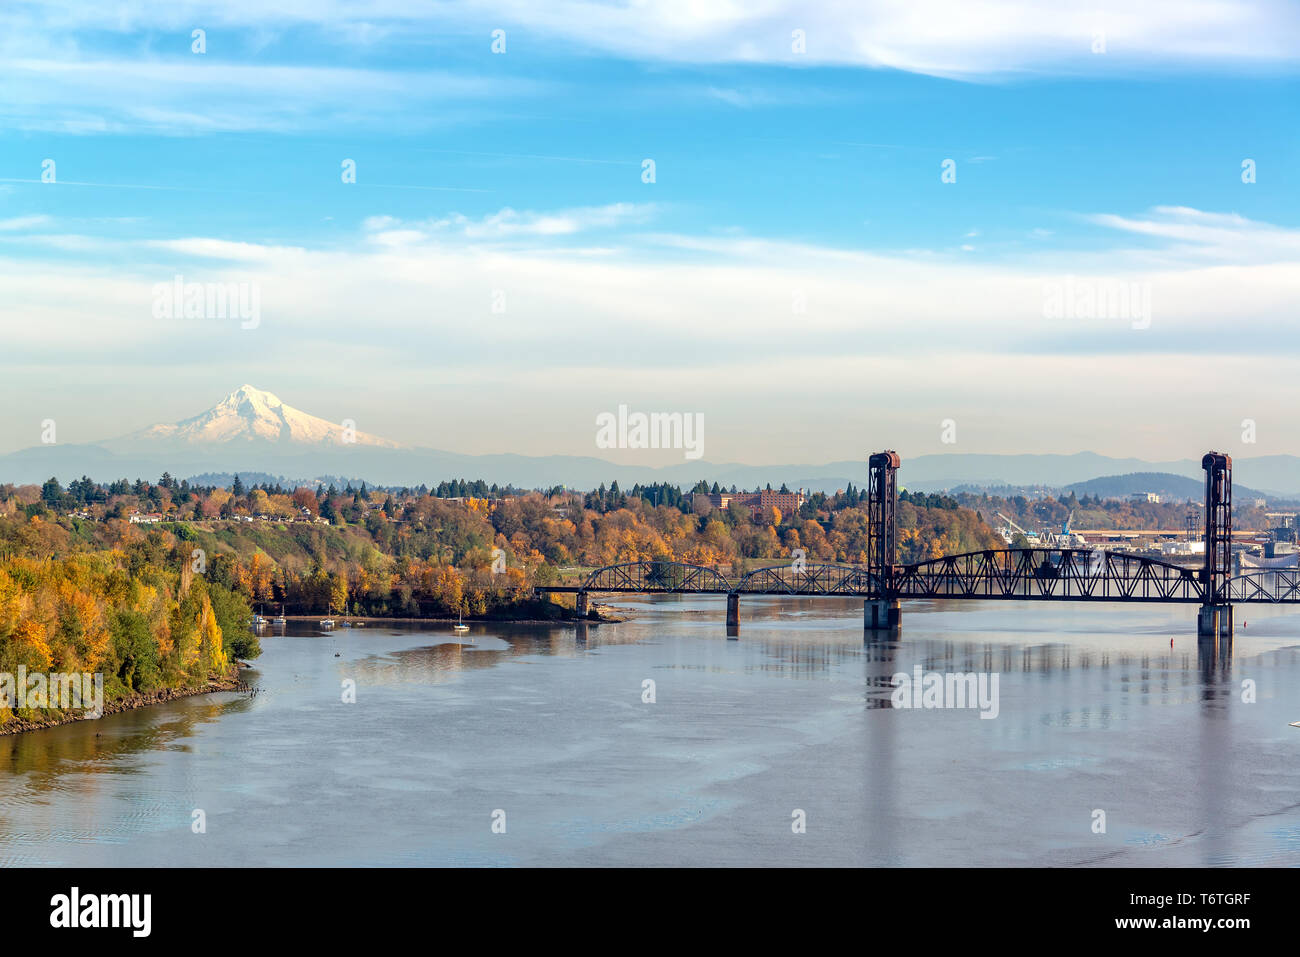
[115,385,404,449]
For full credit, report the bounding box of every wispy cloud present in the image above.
[0,56,548,134]
[1087,206,1300,263]
[6,203,1297,357]
[479,0,1300,77]
[2,1,1294,97]
[0,215,51,231]
[362,203,658,244]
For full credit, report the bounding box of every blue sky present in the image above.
[1,1,1298,465]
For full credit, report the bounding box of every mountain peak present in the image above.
[234,384,277,401]
[217,384,287,417]
[116,386,405,449]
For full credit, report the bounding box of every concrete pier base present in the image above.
[726,593,739,636]
[1197,605,1215,637]
[1198,604,1233,638]
[575,590,588,618]
[865,599,901,632]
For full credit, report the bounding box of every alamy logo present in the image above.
[0,668,103,717]
[1042,275,1151,329]
[50,887,151,937]
[152,275,261,329]
[891,667,1000,719]
[595,404,704,460]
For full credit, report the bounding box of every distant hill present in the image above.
[187,471,308,489]
[1064,472,1269,502]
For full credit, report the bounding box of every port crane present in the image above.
[996,511,1041,546]
[1050,510,1086,548]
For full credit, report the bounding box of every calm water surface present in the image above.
[2,597,1299,866]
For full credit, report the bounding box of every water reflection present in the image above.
[1197,632,1233,864]
[0,694,251,778]
[0,598,1297,866]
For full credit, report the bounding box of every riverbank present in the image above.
[0,666,247,737]
[275,596,629,626]
[279,604,629,627]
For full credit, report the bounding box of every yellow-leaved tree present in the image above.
[197,594,227,677]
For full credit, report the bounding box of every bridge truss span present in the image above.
[733,563,880,596]
[564,552,1300,604]
[1227,569,1300,603]
[579,561,733,594]
[893,548,1206,603]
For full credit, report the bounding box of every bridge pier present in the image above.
[1197,604,1233,638]
[865,599,901,632]
[726,592,739,636]
[1197,626,1233,677]
[575,590,588,618]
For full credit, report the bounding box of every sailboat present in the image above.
[452,611,469,634]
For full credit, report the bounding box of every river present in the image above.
[2,596,1299,866]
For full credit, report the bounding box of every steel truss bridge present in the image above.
[560,551,1300,603]
[536,450,1271,636]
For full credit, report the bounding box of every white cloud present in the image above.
[3,1,1295,86]
[483,0,1300,76]
[1085,206,1300,263]
[3,204,1297,361]
[144,238,309,262]
[362,203,657,245]
[0,56,547,134]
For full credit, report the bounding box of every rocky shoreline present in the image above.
[0,667,247,737]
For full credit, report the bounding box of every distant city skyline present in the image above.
[1,1,1297,462]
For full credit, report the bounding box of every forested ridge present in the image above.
[0,476,1003,626]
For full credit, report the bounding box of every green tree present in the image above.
[109,610,162,692]
[41,477,63,506]
[208,582,260,660]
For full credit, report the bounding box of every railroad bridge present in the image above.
[537,450,1285,637]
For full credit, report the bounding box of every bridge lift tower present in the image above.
[1199,452,1233,638]
[865,450,902,631]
